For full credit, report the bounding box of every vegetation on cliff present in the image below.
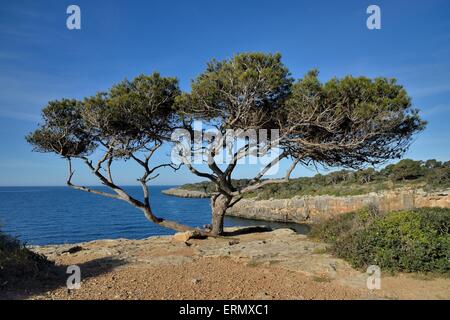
[311,207,450,275]
[179,159,450,200]
[0,229,55,288]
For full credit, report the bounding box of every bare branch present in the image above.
[66,158,121,200]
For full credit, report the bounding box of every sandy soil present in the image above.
[2,228,449,300]
[29,258,363,300]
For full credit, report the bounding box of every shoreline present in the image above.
[161,187,211,198]
[163,187,450,223]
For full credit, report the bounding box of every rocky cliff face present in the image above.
[162,187,210,198]
[162,187,450,223]
[227,189,450,223]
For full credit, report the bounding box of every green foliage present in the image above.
[179,52,293,129]
[425,159,442,169]
[312,208,450,274]
[26,99,95,157]
[181,181,216,193]
[84,73,180,144]
[284,72,426,168]
[309,207,379,243]
[426,167,450,188]
[389,159,424,181]
[26,72,181,159]
[0,230,54,287]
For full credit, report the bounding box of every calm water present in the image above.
[0,186,308,245]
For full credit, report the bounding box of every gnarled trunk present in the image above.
[142,206,194,232]
[211,194,232,235]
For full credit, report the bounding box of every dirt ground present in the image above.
[2,228,449,300]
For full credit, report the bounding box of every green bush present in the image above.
[425,167,450,189]
[0,230,54,287]
[388,159,425,181]
[311,207,450,275]
[310,205,380,242]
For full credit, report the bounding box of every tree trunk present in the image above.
[211,194,232,236]
[142,207,195,232]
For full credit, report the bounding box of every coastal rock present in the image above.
[172,230,200,242]
[162,186,449,224]
[162,188,211,198]
[227,188,450,223]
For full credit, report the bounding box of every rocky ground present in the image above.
[2,227,449,300]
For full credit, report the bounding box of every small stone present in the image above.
[191,278,201,284]
[271,228,296,236]
[173,230,200,242]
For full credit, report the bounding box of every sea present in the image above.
[0,186,309,245]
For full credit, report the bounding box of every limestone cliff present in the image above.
[227,188,450,223]
[162,187,450,223]
[162,188,210,198]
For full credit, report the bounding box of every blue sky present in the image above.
[0,0,449,186]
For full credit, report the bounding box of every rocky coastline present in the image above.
[162,188,211,198]
[163,187,450,223]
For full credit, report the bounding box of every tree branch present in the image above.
[66,158,121,200]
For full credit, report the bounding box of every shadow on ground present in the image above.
[0,256,126,300]
[222,225,273,236]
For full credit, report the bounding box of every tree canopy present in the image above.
[26,99,94,158]
[283,70,425,167]
[177,52,292,130]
